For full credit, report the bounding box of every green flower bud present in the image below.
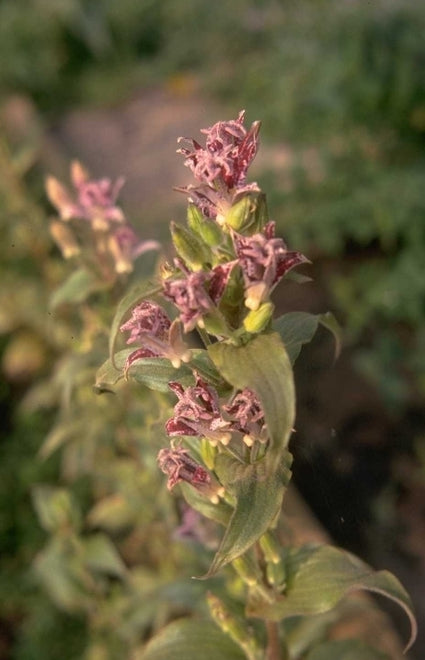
[266,560,286,591]
[243,302,274,334]
[187,204,222,247]
[232,555,261,587]
[207,593,261,658]
[224,192,269,234]
[259,532,281,564]
[170,221,210,271]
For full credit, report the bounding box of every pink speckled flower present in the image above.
[176,110,261,219]
[120,301,191,372]
[157,446,223,503]
[163,262,234,332]
[166,376,231,446]
[224,388,267,446]
[234,221,308,310]
[46,160,125,230]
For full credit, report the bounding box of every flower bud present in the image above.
[259,532,281,564]
[232,555,261,587]
[266,560,286,591]
[49,221,80,258]
[170,221,209,271]
[224,192,268,234]
[187,203,223,247]
[243,301,274,333]
[207,592,261,658]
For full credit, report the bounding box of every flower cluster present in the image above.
[46,161,159,276]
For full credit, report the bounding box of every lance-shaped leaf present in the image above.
[109,279,162,367]
[208,332,295,471]
[247,544,417,653]
[49,268,107,309]
[139,619,247,660]
[202,450,292,578]
[273,311,341,364]
[95,349,193,394]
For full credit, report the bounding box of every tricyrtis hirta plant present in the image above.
[42,112,416,660]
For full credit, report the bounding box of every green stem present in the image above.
[197,325,212,347]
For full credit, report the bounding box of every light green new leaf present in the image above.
[109,279,162,367]
[208,333,295,471]
[49,268,106,309]
[203,451,292,577]
[247,544,417,653]
[139,619,246,660]
[95,349,193,393]
[273,311,341,364]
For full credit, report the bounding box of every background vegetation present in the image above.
[1,0,424,657]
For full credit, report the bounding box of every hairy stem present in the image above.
[266,621,285,660]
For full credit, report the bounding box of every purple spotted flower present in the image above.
[120,301,191,373]
[224,388,267,446]
[163,261,234,333]
[166,376,232,446]
[108,225,160,274]
[234,221,308,310]
[176,110,261,220]
[157,446,223,503]
[46,161,125,230]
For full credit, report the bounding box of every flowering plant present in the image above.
[38,111,416,660]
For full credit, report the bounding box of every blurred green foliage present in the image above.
[1,0,425,657]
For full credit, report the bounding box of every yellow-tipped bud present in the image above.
[49,221,80,259]
[243,301,274,333]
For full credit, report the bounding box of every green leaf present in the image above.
[138,619,247,660]
[32,485,81,533]
[109,279,162,367]
[49,268,106,309]
[208,333,295,471]
[273,311,341,364]
[305,639,389,660]
[189,349,231,393]
[180,482,233,527]
[82,533,127,579]
[95,349,193,393]
[87,494,136,532]
[34,537,91,612]
[247,544,417,653]
[203,451,292,577]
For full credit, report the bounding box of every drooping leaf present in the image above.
[95,350,193,393]
[50,268,107,309]
[203,450,292,577]
[305,639,389,660]
[138,619,246,660]
[247,544,417,653]
[273,311,341,364]
[208,332,295,471]
[109,279,162,367]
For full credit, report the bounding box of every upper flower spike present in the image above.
[176,111,261,219]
